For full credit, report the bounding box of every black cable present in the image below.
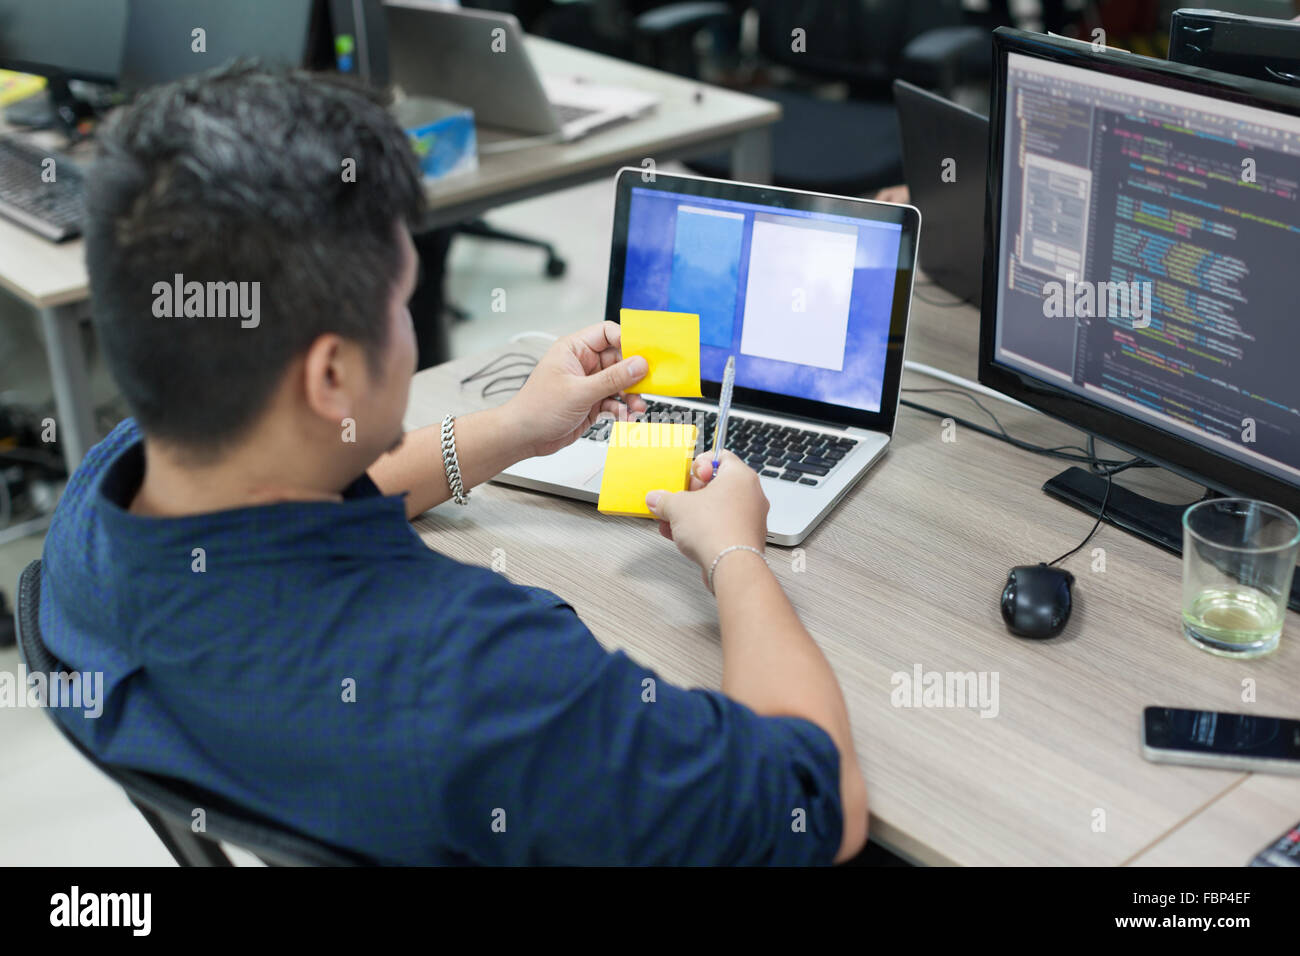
[480,374,532,399]
[459,352,538,385]
[1042,457,1148,568]
[899,391,1164,566]
[902,388,1155,464]
[1047,466,1114,567]
[900,396,1148,468]
[455,351,542,401]
[903,387,1016,439]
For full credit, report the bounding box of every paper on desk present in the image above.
[0,70,46,107]
[597,421,698,518]
[619,308,703,397]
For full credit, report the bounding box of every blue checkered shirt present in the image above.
[41,418,843,864]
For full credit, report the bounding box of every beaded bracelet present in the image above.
[707,544,766,594]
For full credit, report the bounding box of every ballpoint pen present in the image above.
[711,355,736,475]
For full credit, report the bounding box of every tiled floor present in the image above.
[0,172,619,865]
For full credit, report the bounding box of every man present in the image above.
[42,64,867,864]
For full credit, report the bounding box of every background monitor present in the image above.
[1168,7,1300,89]
[0,0,128,135]
[0,0,127,84]
[979,28,1300,602]
[120,0,321,91]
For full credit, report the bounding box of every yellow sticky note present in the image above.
[620,308,703,397]
[597,421,698,518]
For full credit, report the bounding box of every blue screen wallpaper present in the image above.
[621,187,902,413]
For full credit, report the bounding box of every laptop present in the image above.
[893,79,988,307]
[495,169,921,546]
[384,2,659,141]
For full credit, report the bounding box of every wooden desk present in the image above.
[402,290,1300,866]
[0,37,778,470]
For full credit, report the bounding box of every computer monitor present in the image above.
[0,0,128,135]
[0,0,126,82]
[1168,8,1300,87]
[119,0,322,91]
[979,28,1300,604]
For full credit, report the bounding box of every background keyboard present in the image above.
[580,399,858,488]
[0,136,85,242]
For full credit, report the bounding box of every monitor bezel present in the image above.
[0,0,125,86]
[607,167,920,433]
[979,27,1300,516]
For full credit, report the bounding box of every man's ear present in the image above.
[301,333,357,426]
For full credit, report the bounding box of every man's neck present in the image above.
[129,432,350,518]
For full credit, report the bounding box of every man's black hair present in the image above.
[84,62,426,457]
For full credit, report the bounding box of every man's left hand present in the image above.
[505,322,649,459]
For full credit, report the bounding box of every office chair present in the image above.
[14,559,371,867]
[643,0,990,195]
[409,220,568,370]
[455,219,567,280]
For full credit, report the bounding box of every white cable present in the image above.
[903,360,1034,411]
[508,331,558,343]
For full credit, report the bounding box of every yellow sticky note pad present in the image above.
[620,308,703,397]
[597,421,698,518]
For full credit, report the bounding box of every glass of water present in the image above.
[1182,498,1300,658]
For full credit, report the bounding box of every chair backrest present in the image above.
[754,0,967,91]
[15,559,370,867]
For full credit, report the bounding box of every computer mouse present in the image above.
[1000,564,1075,639]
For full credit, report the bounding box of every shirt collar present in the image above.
[94,432,423,562]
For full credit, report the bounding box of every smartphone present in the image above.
[1141,707,1300,776]
[1250,821,1300,867]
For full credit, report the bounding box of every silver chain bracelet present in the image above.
[440,413,469,505]
[707,544,766,594]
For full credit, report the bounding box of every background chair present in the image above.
[644,0,992,195]
[15,558,370,867]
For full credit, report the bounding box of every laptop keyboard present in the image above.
[550,102,600,125]
[580,399,858,488]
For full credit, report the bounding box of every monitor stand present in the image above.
[1042,465,1300,612]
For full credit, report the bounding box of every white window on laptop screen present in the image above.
[739,213,858,371]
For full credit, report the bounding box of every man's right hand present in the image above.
[645,451,769,584]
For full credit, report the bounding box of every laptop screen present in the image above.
[618,185,906,415]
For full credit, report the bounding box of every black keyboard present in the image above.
[0,136,85,242]
[581,399,858,488]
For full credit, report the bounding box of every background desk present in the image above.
[403,288,1300,866]
[0,36,778,471]
[422,36,777,227]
